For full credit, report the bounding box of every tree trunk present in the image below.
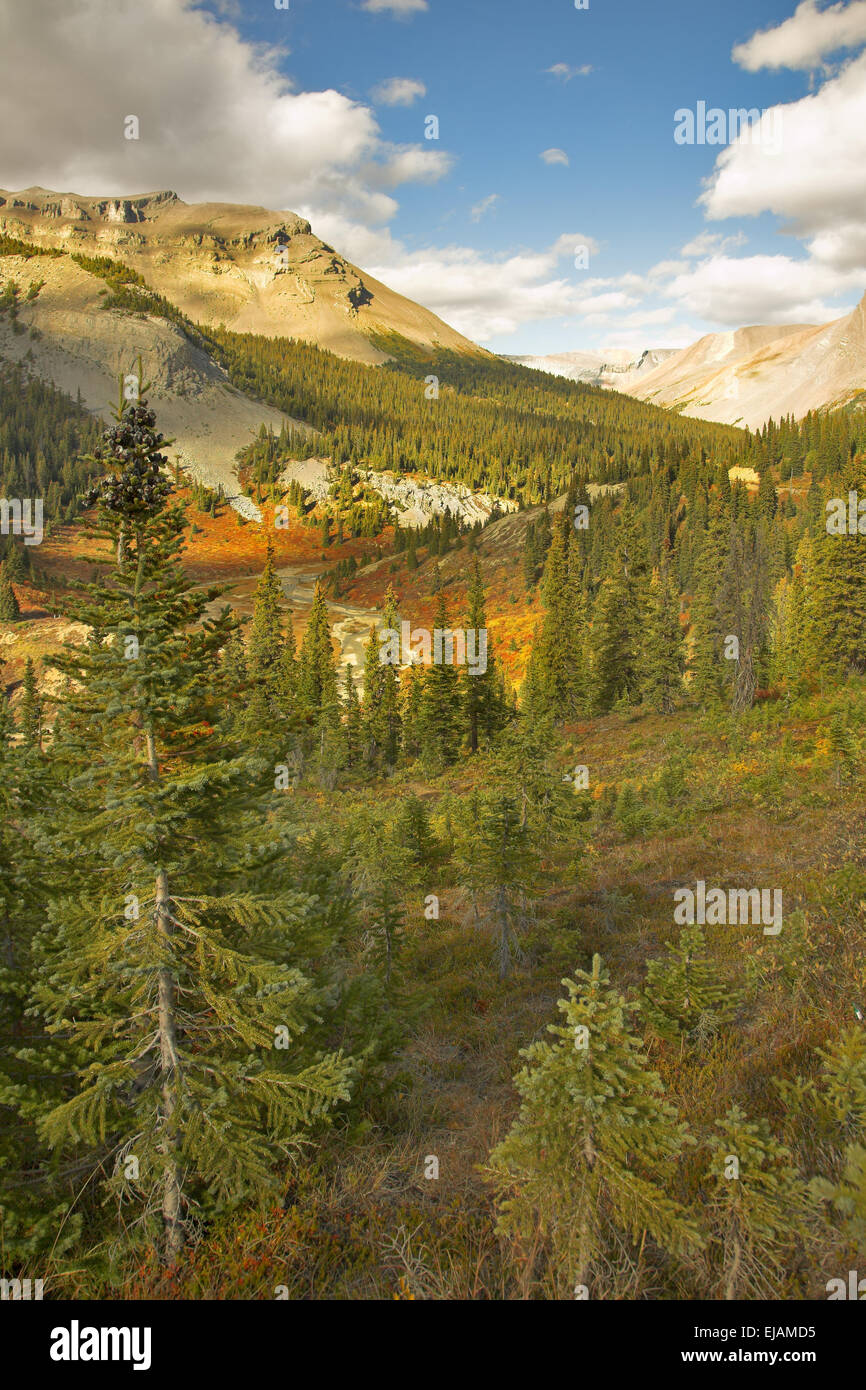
[147,729,183,1263]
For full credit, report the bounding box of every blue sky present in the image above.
[4,0,866,353]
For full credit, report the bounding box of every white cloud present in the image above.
[540,148,570,166]
[701,49,866,281]
[0,0,454,237]
[370,77,426,105]
[546,63,593,80]
[361,0,428,14]
[681,230,747,258]
[470,194,500,223]
[665,253,860,325]
[365,146,454,187]
[732,0,866,72]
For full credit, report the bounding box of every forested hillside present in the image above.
[1,262,865,1302]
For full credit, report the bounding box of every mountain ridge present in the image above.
[0,186,485,365]
[508,295,866,429]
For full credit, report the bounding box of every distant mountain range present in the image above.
[503,347,678,390]
[506,294,866,430]
[1,186,864,451]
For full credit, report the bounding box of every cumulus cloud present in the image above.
[370,77,426,105]
[665,253,861,325]
[732,0,866,72]
[379,252,618,340]
[540,148,570,166]
[701,49,866,279]
[0,0,446,230]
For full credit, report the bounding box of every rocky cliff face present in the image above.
[0,186,483,364]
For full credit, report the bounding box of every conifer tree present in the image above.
[419,592,460,767]
[640,564,684,714]
[361,585,401,768]
[643,925,738,1042]
[31,389,353,1263]
[457,793,540,980]
[688,540,724,707]
[806,1028,866,1248]
[348,812,413,992]
[757,465,777,522]
[804,472,866,681]
[297,580,339,731]
[396,794,437,869]
[486,955,701,1296]
[342,663,363,768]
[704,1106,813,1299]
[0,689,82,1263]
[0,562,20,621]
[716,519,770,712]
[591,568,635,713]
[590,500,649,713]
[221,621,248,726]
[524,517,582,720]
[813,1144,866,1250]
[400,661,424,763]
[522,521,538,591]
[18,656,42,751]
[463,557,501,752]
[245,539,296,741]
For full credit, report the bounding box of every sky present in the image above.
[1,0,865,354]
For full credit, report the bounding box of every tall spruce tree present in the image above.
[419,592,460,767]
[245,539,296,742]
[30,389,353,1263]
[717,518,770,712]
[341,664,363,768]
[463,557,501,752]
[361,584,401,768]
[640,564,684,714]
[0,562,20,621]
[524,517,582,721]
[687,497,730,708]
[804,469,866,681]
[19,657,42,750]
[591,503,648,713]
[297,581,339,732]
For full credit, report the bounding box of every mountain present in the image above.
[502,347,677,388]
[0,186,483,364]
[514,294,866,430]
[624,298,866,428]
